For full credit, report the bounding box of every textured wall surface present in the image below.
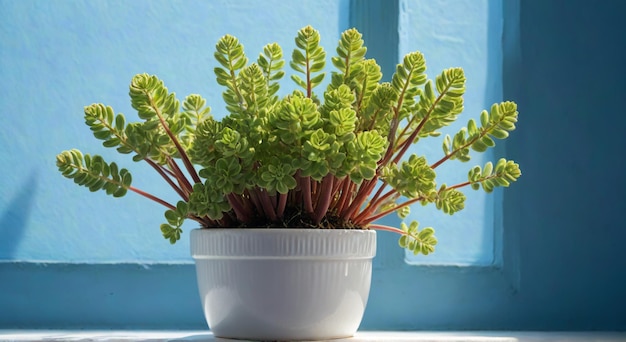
[1,0,625,331]
[0,0,349,261]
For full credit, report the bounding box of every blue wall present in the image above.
[503,0,626,329]
[0,0,350,261]
[1,0,625,331]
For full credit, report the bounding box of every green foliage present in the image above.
[214,34,248,114]
[398,221,438,255]
[56,25,522,254]
[434,185,466,215]
[345,130,387,184]
[468,158,522,193]
[187,182,230,220]
[257,158,298,194]
[189,117,222,167]
[383,155,436,199]
[129,74,179,120]
[411,68,466,138]
[56,149,131,197]
[161,201,189,244]
[290,25,326,93]
[257,43,285,101]
[391,52,427,115]
[442,101,519,162]
[84,104,127,149]
[330,28,367,89]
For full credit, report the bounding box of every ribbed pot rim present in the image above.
[191,228,376,260]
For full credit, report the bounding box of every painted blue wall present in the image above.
[1,0,625,331]
[0,0,350,261]
[502,0,626,329]
[0,0,495,264]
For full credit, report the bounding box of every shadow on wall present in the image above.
[0,171,38,259]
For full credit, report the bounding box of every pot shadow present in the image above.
[0,171,38,260]
[168,333,245,341]
[169,333,313,341]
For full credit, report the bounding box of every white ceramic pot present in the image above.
[190,228,376,341]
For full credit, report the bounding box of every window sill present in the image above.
[1,331,625,341]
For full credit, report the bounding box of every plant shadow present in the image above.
[0,171,38,260]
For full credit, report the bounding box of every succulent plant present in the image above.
[56,25,521,255]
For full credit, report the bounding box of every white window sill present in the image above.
[1,331,625,341]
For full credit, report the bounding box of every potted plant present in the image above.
[56,25,521,340]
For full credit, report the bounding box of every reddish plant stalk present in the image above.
[328,177,346,210]
[227,193,252,224]
[147,96,202,185]
[257,188,278,222]
[353,187,397,223]
[300,175,314,215]
[366,108,382,131]
[144,158,187,201]
[128,185,175,211]
[276,192,288,219]
[379,116,400,168]
[166,158,193,195]
[359,195,424,226]
[306,55,312,98]
[377,65,414,168]
[313,174,335,224]
[359,179,389,215]
[247,189,264,219]
[335,178,354,214]
[391,117,427,166]
[367,223,406,235]
[340,176,378,222]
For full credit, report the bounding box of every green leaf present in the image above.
[310,73,326,86]
[129,74,179,120]
[383,154,436,198]
[398,221,438,255]
[468,158,522,193]
[56,149,133,198]
[290,75,307,90]
[290,25,327,93]
[160,224,182,244]
[435,185,466,214]
[409,68,466,139]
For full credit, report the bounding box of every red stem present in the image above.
[258,189,278,222]
[128,185,175,211]
[367,224,406,235]
[358,180,389,216]
[359,196,424,226]
[145,158,187,201]
[336,179,354,214]
[227,193,252,224]
[392,117,427,165]
[301,175,314,215]
[353,187,397,223]
[313,174,334,224]
[340,176,378,222]
[247,189,264,217]
[276,192,288,219]
[166,158,193,195]
[305,49,312,98]
[148,96,202,185]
